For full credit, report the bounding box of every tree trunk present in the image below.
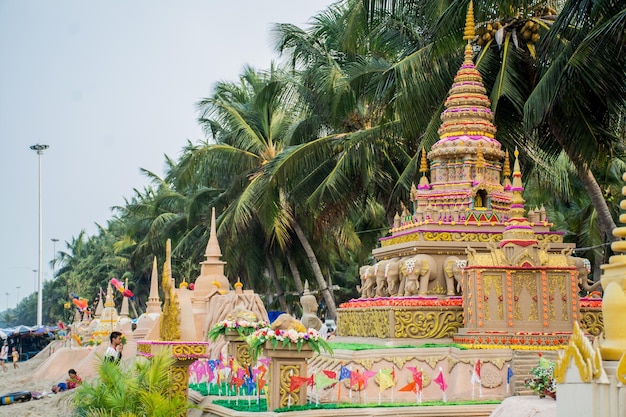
[562,143,617,244]
[291,220,338,320]
[265,254,288,313]
[286,254,304,296]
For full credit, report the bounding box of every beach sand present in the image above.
[0,342,75,416]
[0,340,205,417]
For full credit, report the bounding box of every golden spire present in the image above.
[476,142,485,169]
[463,1,475,42]
[419,147,429,174]
[429,0,502,163]
[160,239,181,341]
[418,148,431,189]
[503,149,511,177]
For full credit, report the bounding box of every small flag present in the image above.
[339,366,351,381]
[507,366,514,384]
[399,381,417,393]
[378,370,394,392]
[471,359,481,385]
[434,369,448,392]
[290,375,313,392]
[315,371,337,390]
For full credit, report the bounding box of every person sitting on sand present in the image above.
[66,368,82,389]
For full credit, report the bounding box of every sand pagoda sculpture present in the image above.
[339,1,600,344]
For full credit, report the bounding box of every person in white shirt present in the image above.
[104,331,123,363]
[0,342,8,372]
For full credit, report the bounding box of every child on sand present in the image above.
[66,368,82,389]
[11,347,18,369]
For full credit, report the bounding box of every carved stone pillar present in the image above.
[224,330,253,368]
[136,341,209,401]
[263,342,313,410]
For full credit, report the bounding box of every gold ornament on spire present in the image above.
[503,149,511,178]
[463,0,475,42]
[160,239,181,341]
[476,142,485,169]
[419,147,429,174]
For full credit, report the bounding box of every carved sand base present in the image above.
[337,305,463,339]
[224,332,253,368]
[308,345,514,403]
[136,341,209,401]
[337,301,602,341]
[263,342,314,410]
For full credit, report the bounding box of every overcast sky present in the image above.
[0,0,334,311]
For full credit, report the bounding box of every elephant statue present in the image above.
[359,265,377,298]
[443,256,466,296]
[399,254,438,296]
[385,258,402,297]
[568,256,602,294]
[375,259,393,297]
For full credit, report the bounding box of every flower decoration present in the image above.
[246,327,333,360]
[207,319,269,341]
[524,355,556,399]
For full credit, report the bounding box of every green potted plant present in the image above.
[246,327,333,360]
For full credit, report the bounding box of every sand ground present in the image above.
[0,340,204,417]
[0,342,76,416]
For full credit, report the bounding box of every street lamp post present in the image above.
[30,143,49,326]
[51,238,59,278]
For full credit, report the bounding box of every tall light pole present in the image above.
[51,238,59,278]
[30,143,49,326]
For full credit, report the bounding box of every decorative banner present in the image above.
[110,277,135,299]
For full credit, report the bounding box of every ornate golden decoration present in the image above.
[337,309,390,338]
[431,282,447,295]
[579,310,603,336]
[355,359,375,370]
[169,364,189,397]
[547,274,568,321]
[394,309,463,338]
[512,273,538,321]
[160,239,181,341]
[391,357,409,369]
[483,274,503,320]
[279,364,301,408]
[490,358,508,370]
[422,356,447,370]
[171,343,207,357]
[554,322,602,383]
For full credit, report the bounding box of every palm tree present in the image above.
[193,65,342,317]
[73,350,193,416]
[525,0,626,243]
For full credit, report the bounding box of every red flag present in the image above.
[434,370,447,391]
[290,374,314,393]
[416,371,423,392]
[233,376,245,388]
[323,370,337,379]
[258,377,267,392]
[472,359,482,384]
[474,359,481,379]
